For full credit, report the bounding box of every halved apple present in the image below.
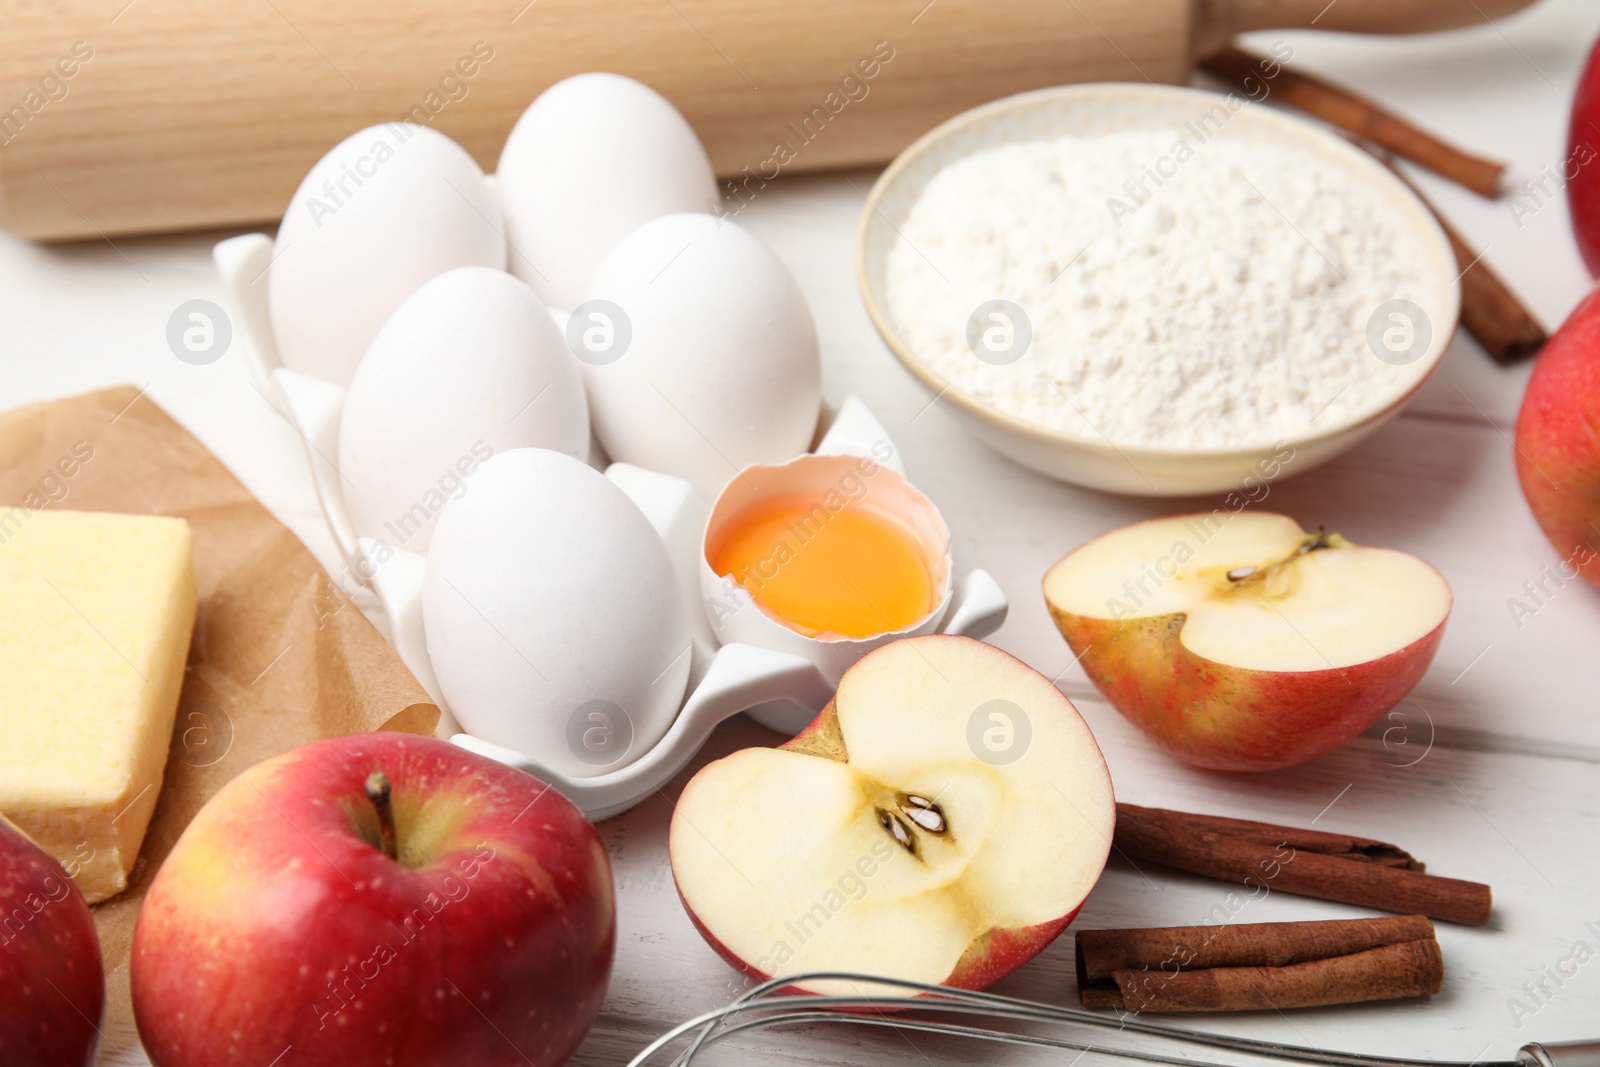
[669,635,1115,996]
[1043,512,1452,772]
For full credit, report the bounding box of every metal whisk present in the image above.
[625,972,1600,1067]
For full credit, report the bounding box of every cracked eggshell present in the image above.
[339,267,590,554]
[698,452,954,685]
[269,123,505,385]
[582,213,823,502]
[423,448,691,780]
[496,73,717,311]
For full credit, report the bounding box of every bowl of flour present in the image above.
[857,83,1459,495]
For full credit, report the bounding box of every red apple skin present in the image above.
[0,816,104,1067]
[1516,286,1600,586]
[1049,610,1446,772]
[1569,35,1600,275]
[131,733,614,1067]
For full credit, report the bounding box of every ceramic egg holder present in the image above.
[214,231,1008,821]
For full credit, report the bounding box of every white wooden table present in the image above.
[4,1,1599,1062]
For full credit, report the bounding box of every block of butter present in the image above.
[0,509,196,903]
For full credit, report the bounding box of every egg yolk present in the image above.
[709,494,936,639]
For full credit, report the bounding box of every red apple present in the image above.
[131,733,614,1067]
[1516,286,1600,586]
[669,635,1115,997]
[1569,33,1600,275]
[0,814,104,1067]
[1044,513,1452,772]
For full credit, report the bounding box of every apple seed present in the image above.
[899,793,948,834]
[875,807,917,855]
[1226,530,1347,589]
[873,793,951,858]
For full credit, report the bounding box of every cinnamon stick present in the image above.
[1079,914,1436,976]
[1076,916,1444,1012]
[1200,45,1505,198]
[1378,158,1548,364]
[1114,804,1492,926]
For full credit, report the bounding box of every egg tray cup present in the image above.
[215,232,1009,821]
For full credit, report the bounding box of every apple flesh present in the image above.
[131,733,614,1067]
[1044,513,1452,772]
[1516,286,1600,587]
[0,814,104,1067]
[670,635,1115,997]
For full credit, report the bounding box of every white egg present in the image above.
[496,73,717,311]
[338,267,589,554]
[269,123,505,385]
[579,212,822,500]
[423,448,691,779]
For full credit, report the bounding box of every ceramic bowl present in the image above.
[856,83,1461,496]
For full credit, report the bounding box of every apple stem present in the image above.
[365,770,398,862]
[1302,527,1336,554]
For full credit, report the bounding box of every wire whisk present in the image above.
[625,971,1600,1067]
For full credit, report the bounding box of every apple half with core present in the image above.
[0,814,104,1067]
[131,733,614,1067]
[669,635,1115,996]
[1044,513,1452,772]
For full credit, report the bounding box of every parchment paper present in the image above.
[0,385,439,1058]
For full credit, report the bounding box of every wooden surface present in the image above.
[0,0,1532,240]
[0,0,1596,1062]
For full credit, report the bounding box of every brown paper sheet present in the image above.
[0,386,439,1057]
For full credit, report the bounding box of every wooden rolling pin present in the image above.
[0,0,1536,240]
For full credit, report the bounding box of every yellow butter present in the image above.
[0,509,196,903]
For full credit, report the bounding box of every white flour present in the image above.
[882,130,1436,450]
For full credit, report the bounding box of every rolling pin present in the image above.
[0,0,1538,240]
